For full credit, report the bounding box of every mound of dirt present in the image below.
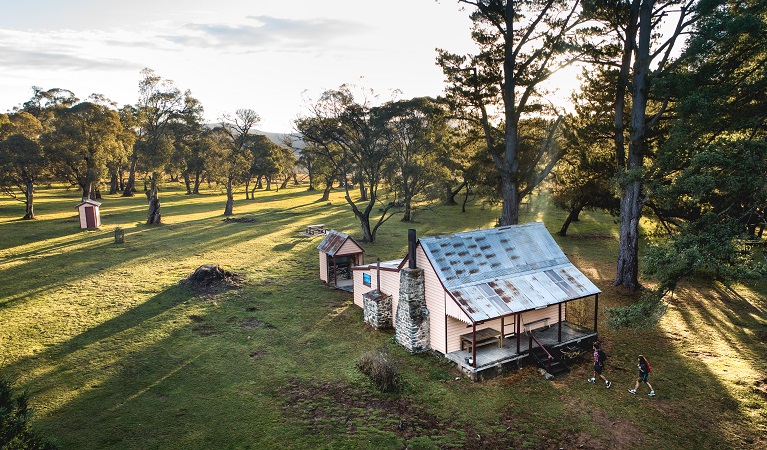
[182,264,243,289]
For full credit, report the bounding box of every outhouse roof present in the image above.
[317,230,364,257]
[418,222,601,323]
[74,199,101,209]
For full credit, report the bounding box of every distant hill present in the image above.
[257,131,305,151]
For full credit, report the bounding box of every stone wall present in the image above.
[363,290,392,330]
[395,267,429,353]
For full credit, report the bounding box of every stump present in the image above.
[114,227,125,244]
[182,264,243,290]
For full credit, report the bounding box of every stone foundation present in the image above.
[395,267,429,353]
[363,290,392,330]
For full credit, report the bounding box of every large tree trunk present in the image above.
[280,176,290,190]
[123,153,138,197]
[265,176,272,191]
[615,179,642,290]
[558,205,583,236]
[444,180,467,205]
[499,172,520,226]
[182,173,192,194]
[358,177,367,201]
[193,171,201,194]
[23,180,35,220]
[146,175,161,225]
[224,178,234,216]
[244,179,250,199]
[109,173,119,195]
[81,182,92,201]
[614,0,650,292]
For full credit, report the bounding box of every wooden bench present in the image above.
[523,317,551,332]
[460,328,502,352]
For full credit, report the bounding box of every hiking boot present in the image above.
[648,391,655,396]
[606,381,612,389]
[628,389,636,394]
[587,377,595,383]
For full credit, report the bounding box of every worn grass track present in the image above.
[1,183,765,449]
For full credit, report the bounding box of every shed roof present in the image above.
[418,222,601,323]
[74,199,101,209]
[317,230,365,257]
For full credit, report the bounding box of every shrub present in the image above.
[356,347,401,393]
[0,378,58,449]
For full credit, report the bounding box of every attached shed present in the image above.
[318,230,365,289]
[353,222,602,380]
[75,199,102,229]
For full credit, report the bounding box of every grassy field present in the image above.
[1,182,765,449]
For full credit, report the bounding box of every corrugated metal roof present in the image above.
[317,230,364,257]
[419,222,601,323]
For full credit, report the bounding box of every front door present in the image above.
[85,206,96,228]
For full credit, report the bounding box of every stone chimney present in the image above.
[395,229,430,353]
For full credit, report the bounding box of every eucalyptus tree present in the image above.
[295,85,396,242]
[215,108,261,216]
[125,68,203,224]
[380,97,449,222]
[43,101,122,200]
[0,112,46,219]
[437,0,586,226]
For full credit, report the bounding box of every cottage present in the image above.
[352,222,601,380]
[74,199,102,229]
[317,230,365,292]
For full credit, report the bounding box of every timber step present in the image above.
[530,347,570,377]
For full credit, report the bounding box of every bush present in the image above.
[356,347,401,393]
[0,378,58,449]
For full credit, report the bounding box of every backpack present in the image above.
[645,360,651,373]
[597,349,607,365]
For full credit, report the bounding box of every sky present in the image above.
[0,0,489,132]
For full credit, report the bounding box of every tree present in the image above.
[215,109,261,216]
[43,101,122,200]
[0,112,46,219]
[437,0,584,226]
[296,85,396,242]
[126,69,203,224]
[582,0,702,290]
[551,68,620,236]
[0,378,58,449]
[641,0,767,295]
[380,97,449,221]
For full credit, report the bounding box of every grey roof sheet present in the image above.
[419,222,601,322]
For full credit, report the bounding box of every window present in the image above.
[363,272,371,287]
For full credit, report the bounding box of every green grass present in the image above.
[1,183,765,449]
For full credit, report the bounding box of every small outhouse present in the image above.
[317,230,365,290]
[75,199,102,229]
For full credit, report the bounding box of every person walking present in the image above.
[628,355,655,396]
[588,342,611,388]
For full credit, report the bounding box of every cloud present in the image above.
[0,30,139,71]
[161,15,368,51]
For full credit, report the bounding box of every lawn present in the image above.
[1,182,765,449]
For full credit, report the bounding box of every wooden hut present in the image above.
[352,222,602,380]
[317,230,365,290]
[75,199,102,229]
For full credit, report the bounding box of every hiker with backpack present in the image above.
[628,355,656,396]
[588,342,612,388]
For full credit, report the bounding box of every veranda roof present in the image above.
[418,222,601,324]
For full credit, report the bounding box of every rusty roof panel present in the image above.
[421,223,601,323]
[317,230,363,257]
